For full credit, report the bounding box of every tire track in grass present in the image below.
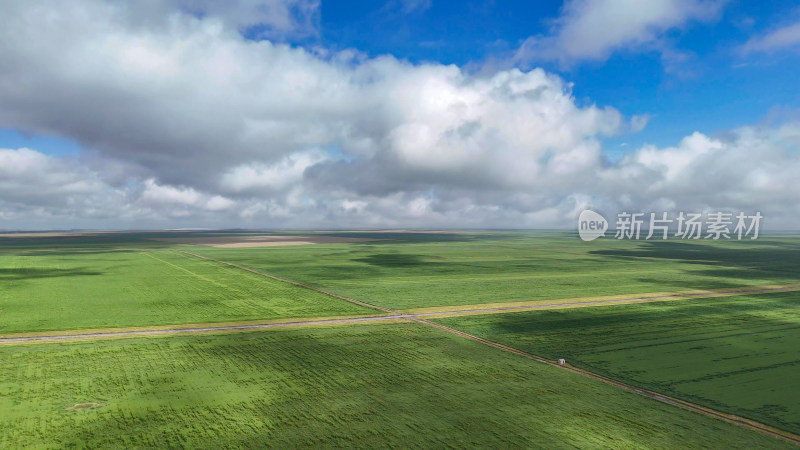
[142,251,238,293]
[177,250,395,314]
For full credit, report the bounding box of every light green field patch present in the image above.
[0,323,790,448]
[0,250,372,333]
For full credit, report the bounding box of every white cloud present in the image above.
[140,179,201,206]
[515,0,723,66]
[206,195,237,211]
[595,122,800,227]
[741,19,800,54]
[0,1,798,230]
[221,150,330,193]
[0,148,133,228]
[0,148,110,203]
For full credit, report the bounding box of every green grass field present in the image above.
[0,323,790,449]
[435,292,800,434]
[0,249,372,333]
[190,232,800,310]
[1,231,798,446]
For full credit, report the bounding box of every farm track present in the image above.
[2,250,798,344]
[3,249,799,444]
[176,251,396,314]
[403,283,800,317]
[6,282,797,344]
[0,315,409,344]
[418,319,800,446]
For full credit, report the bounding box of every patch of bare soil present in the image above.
[152,235,383,248]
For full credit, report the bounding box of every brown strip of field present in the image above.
[151,235,383,248]
[403,283,800,318]
[0,315,407,345]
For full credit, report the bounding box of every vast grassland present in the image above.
[191,232,800,310]
[0,323,790,448]
[1,231,797,447]
[436,292,800,434]
[0,249,371,333]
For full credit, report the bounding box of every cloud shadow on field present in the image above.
[589,239,800,288]
[11,249,140,257]
[353,253,440,268]
[455,291,800,434]
[0,267,103,281]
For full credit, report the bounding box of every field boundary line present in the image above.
[0,316,411,344]
[6,282,798,345]
[142,251,242,293]
[0,314,382,339]
[414,318,800,446]
[404,284,800,317]
[177,250,395,314]
[180,250,800,319]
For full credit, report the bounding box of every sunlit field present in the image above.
[0,323,789,448]
[1,231,798,448]
[0,246,372,333]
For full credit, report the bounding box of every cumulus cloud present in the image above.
[596,123,800,224]
[0,0,798,230]
[515,0,723,66]
[221,150,332,193]
[740,19,800,54]
[0,148,111,206]
[0,148,130,227]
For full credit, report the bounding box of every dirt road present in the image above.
[3,283,799,344]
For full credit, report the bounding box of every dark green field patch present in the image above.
[435,292,800,434]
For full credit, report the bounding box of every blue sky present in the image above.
[1,0,799,229]
[316,0,800,152]
[0,129,82,156]
[11,1,800,158]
